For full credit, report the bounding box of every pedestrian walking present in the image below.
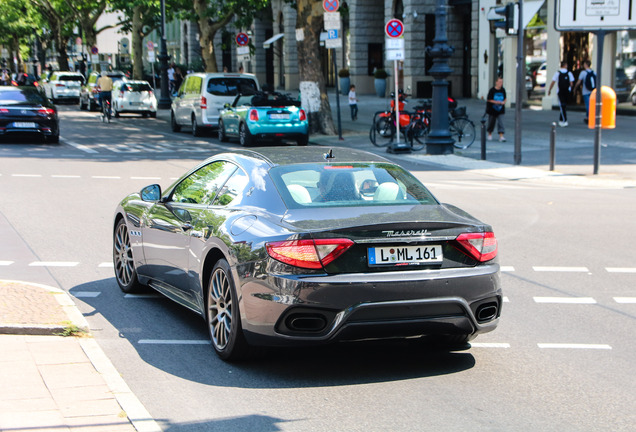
[486,77,507,142]
[0,69,10,86]
[167,63,176,93]
[348,84,358,121]
[548,61,574,127]
[572,60,596,124]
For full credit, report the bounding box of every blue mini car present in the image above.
[218,92,309,146]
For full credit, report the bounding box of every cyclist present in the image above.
[96,72,113,119]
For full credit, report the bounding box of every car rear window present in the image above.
[207,78,258,96]
[0,89,47,104]
[124,83,153,92]
[59,75,84,83]
[269,163,438,208]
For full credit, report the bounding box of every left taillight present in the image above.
[200,96,207,109]
[455,232,497,262]
[38,108,56,116]
[249,109,259,121]
[266,238,354,269]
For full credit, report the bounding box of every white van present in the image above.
[170,73,260,136]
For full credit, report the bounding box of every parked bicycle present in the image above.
[369,91,422,150]
[406,98,476,150]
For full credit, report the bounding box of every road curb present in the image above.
[0,280,162,432]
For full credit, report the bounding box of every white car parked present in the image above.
[112,80,157,118]
[41,72,85,103]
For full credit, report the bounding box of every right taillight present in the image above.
[455,232,497,262]
[200,96,207,109]
[266,238,354,269]
[249,109,259,121]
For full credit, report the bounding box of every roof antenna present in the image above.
[323,149,334,161]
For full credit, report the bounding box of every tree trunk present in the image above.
[11,37,23,73]
[296,0,335,135]
[193,0,234,73]
[132,6,144,80]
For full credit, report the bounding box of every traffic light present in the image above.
[493,3,516,35]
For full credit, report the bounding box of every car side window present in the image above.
[171,161,237,205]
[213,168,249,206]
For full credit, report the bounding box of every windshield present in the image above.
[123,83,153,92]
[269,163,438,209]
[59,75,84,83]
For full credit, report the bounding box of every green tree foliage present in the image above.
[29,0,77,71]
[0,0,40,72]
[180,0,268,72]
[64,0,111,51]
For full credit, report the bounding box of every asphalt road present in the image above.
[1,105,634,431]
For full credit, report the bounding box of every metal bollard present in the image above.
[480,118,487,160]
[550,122,556,171]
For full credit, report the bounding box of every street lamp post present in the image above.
[425,0,455,155]
[157,0,171,109]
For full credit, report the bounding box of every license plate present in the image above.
[269,113,289,120]
[13,122,36,128]
[368,245,443,266]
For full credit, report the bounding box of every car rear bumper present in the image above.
[0,122,58,137]
[239,264,502,346]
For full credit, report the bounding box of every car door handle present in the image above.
[181,223,193,231]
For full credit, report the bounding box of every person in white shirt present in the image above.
[348,85,358,121]
[548,61,575,127]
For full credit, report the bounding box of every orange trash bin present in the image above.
[588,86,616,129]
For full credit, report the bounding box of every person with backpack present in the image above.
[548,61,575,127]
[573,60,596,124]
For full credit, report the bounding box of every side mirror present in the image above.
[140,184,162,202]
[224,103,231,109]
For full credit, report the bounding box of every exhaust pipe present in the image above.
[287,314,327,332]
[476,303,498,322]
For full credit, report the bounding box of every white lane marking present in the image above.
[138,339,210,345]
[606,267,636,273]
[11,174,42,177]
[73,291,102,298]
[51,174,81,178]
[65,139,98,154]
[533,266,589,272]
[124,294,163,299]
[538,343,612,350]
[500,266,515,272]
[131,177,162,180]
[98,262,112,268]
[92,175,121,179]
[503,296,509,302]
[470,342,511,348]
[28,261,79,267]
[614,297,636,304]
[0,261,14,266]
[533,297,597,304]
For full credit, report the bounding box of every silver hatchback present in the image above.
[170,73,259,136]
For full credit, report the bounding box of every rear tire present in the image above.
[206,259,250,361]
[192,115,202,137]
[171,111,181,132]
[239,123,253,147]
[297,134,309,146]
[218,120,228,142]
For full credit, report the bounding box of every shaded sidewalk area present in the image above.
[0,280,160,432]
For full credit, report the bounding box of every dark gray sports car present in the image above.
[113,147,501,360]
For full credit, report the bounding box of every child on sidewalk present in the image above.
[348,85,358,121]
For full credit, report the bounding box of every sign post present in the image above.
[385,19,409,153]
[323,1,343,139]
[555,0,636,174]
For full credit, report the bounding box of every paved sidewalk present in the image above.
[0,280,160,432]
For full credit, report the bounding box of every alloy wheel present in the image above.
[114,221,134,287]
[208,267,233,350]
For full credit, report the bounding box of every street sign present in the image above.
[385,19,404,38]
[386,38,404,50]
[148,51,155,62]
[91,46,99,55]
[555,0,636,30]
[323,0,339,12]
[386,50,405,61]
[236,32,249,46]
[237,45,250,62]
[327,29,339,39]
[147,41,154,51]
[323,11,341,30]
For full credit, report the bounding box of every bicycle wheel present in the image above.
[450,118,476,149]
[369,114,394,147]
[406,118,429,151]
